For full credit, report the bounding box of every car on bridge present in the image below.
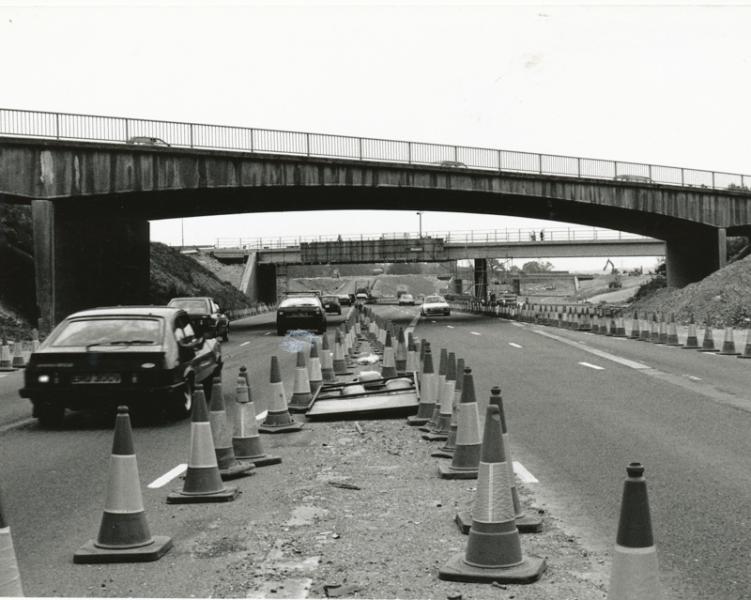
[420,295,451,317]
[19,306,223,428]
[276,295,327,336]
[321,295,342,315]
[167,297,229,341]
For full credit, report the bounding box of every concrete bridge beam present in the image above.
[31,200,150,332]
[665,227,726,289]
[473,258,488,300]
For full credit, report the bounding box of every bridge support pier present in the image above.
[665,227,726,288]
[239,252,259,303]
[256,263,280,305]
[473,258,488,301]
[31,200,150,332]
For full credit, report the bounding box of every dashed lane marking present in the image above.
[241,341,251,347]
[509,342,522,349]
[0,417,35,433]
[147,464,187,489]
[513,461,538,483]
[264,332,272,336]
[687,375,702,381]
[447,325,455,329]
[532,328,650,370]
[0,373,7,379]
[579,361,605,370]
[470,331,481,336]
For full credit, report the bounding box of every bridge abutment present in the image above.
[32,200,150,331]
[665,227,726,289]
[473,258,488,300]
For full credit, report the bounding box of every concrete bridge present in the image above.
[1,108,750,328]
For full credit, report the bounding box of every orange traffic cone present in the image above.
[439,404,546,583]
[395,327,407,372]
[168,390,239,503]
[639,314,651,341]
[332,329,350,376]
[431,357,464,459]
[456,387,542,534]
[11,341,26,369]
[208,377,255,480]
[438,368,481,480]
[698,320,717,352]
[407,345,436,426]
[308,340,323,393]
[76,406,173,561]
[657,314,668,344]
[320,334,336,382]
[718,326,740,356]
[0,485,23,594]
[683,315,700,349]
[288,350,313,413]
[629,312,640,339]
[666,314,681,346]
[0,338,13,371]
[405,333,418,373]
[259,356,302,433]
[607,463,662,600]
[649,315,660,343]
[423,352,456,441]
[738,328,751,359]
[380,331,397,379]
[422,348,448,432]
[232,375,281,467]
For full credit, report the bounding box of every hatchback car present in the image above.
[398,293,415,306]
[167,297,229,341]
[276,296,327,336]
[420,295,451,317]
[321,295,342,314]
[337,294,352,306]
[19,307,223,428]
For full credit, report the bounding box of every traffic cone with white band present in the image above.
[422,348,448,432]
[718,326,740,356]
[439,404,546,583]
[208,378,255,479]
[320,334,336,382]
[739,328,751,359]
[381,331,397,378]
[423,352,456,441]
[395,327,407,372]
[666,314,681,346]
[407,345,436,426]
[332,329,350,376]
[0,338,12,371]
[0,486,23,594]
[698,320,717,352]
[76,406,173,561]
[288,350,313,413]
[259,356,302,433]
[431,356,464,459]
[405,333,418,373]
[308,340,323,393]
[438,368,481,479]
[232,375,281,467]
[683,315,700,349]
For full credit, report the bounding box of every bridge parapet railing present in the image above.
[2,107,749,192]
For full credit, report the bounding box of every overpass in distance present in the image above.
[0,108,750,328]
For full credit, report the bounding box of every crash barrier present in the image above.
[224,303,273,321]
[449,301,751,357]
[0,338,35,371]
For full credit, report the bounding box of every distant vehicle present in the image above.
[284,290,322,298]
[420,295,451,317]
[19,306,222,428]
[398,293,415,306]
[336,294,352,306]
[614,174,652,183]
[354,293,369,308]
[276,295,327,336]
[321,295,342,315]
[126,136,170,147]
[434,160,467,168]
[167,297,229,341]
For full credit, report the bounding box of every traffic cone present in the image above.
[666,314,681,346]
[381,331,397,378]
[438,404,546,583]
[208,378,255,479]
[423,352,456,441]
[76,406,173,561]
[405,333,418,372]
[332,329,350,376]
[629,312,640,339]
[639,314,651,342]
[259,356,302,433]
[167,390,239,503]
[431,357,464,459]
[232,375,281,467]
[607,463,662,600]
[649,315,660,343]
[422,348,448,432]
[395,327,407,372]
[11,341,26,369]
[439,368,481,479]
[657,315,668,344]
[407,345,436,426]
[308,340,323,394]
[320,334,336,382]
[698,321,717,352]
[0,338,13,371]
[288,350,313,413]
[738,328,751,359]
[683,315,700,349]
[717,326,740,356]
[0,485,23,595]
[615,315,627,337]
[456,387,542,534]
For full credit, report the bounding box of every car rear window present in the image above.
[49,318,162,347]
[280,297,321,308]
[168,299,210,314]
[322,296,338,302]
[425,296,442,303]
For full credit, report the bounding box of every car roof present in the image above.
[168,297,212,302]
[66,306,181,319]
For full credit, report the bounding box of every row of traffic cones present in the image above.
[0,331,40,371]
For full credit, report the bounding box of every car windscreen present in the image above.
[424,296,443,303]
[322,297,338,302]
[280,298,320,308]
[49,318,162,347]
[167,299,210,314]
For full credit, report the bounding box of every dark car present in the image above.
[321,295,342,314]
[19,306,223,428]
[276,296,327,336]
[167,297,229,341]
[337,294,352,306]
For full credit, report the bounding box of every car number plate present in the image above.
[71,373,122,384]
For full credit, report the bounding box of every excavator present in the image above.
[603,259,623,289]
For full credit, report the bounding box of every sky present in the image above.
[1,0,747,272]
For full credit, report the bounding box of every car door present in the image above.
[175,314,215,384]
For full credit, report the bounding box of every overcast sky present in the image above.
[1,0,747,271]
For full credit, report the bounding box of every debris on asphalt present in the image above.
[327,481,362,491]
[324,583,362,598]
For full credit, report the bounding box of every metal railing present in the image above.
[213,227,657,250]
[1,108,749,192]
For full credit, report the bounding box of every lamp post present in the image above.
[416,211,423,238]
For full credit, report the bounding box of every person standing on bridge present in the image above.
[540,229,545,241]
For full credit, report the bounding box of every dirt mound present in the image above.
[630,254,751,327]
[191,251,246,288]
[371,274,444,297]
[288,277,348,294]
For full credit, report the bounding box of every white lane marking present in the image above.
[470,331,481,336]
[687,375,702,381]
[579,361,605,370]
[532,329,650,370]
[447,325,455,329]
[0,373,7,379]
[509,342,522,349]
[147,463,187,489]
[513,461,538,483]
[511,322,524,328]
[256,410,268,421]
[264,332,272,336]
[0,417,35,433]
[431,320,437,323]
[240,341,251,347]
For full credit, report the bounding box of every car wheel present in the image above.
[277,327,286,336]
[222,331,229,342]
[167,378,193,420]
[36,401,65,429]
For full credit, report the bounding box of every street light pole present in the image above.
[416,211,423,238]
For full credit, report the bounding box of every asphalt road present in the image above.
[1,304,750,598]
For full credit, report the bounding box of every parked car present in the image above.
[126,136,170,147]
[337,294,352,306]
[398,293,415,306]
[420,295,451,317]
[167,297,229,341]
[276,295,327,335]
[321,295,342,314]
[19,306,223,428]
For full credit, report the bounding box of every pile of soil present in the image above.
[630,254,751,327]
[192,251,246,289]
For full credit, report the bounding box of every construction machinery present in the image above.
[603,259,623,289]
